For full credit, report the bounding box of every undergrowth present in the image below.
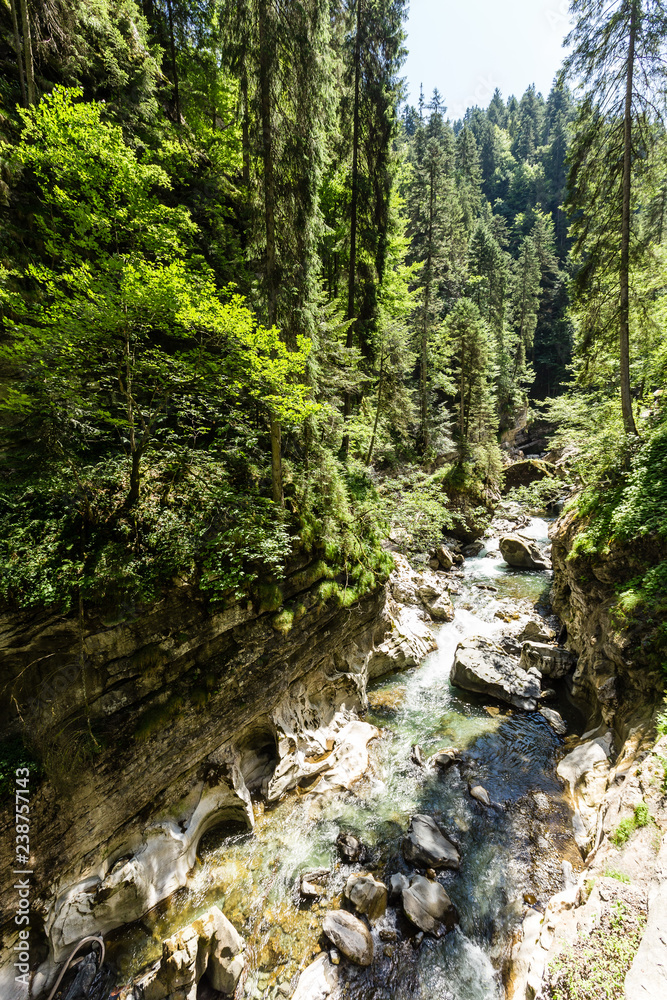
[545,899,646,1000]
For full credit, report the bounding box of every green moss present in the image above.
[272,608,295,635]
[258,583,283,613]
[604,868,631,883]
[134,694,186,742]
[131,643,164,672]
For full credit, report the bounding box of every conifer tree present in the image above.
[563,0,667,435]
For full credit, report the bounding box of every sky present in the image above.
[403,0,573,120]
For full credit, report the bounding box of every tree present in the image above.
[2,89,315,515]
[563,0,667,435]
[442,299,496,458]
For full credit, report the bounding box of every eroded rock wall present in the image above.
[0,557,431,998]
[550,509,664,737]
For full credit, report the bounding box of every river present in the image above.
[106,515,584,1000]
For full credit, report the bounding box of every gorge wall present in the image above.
[0,557,433,999]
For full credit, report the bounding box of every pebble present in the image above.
[383,945,394,957]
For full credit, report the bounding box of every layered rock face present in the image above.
[0,555,429,999]
[550,509,665,734]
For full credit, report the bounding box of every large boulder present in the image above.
[291,954,338,1000]
[402,875,458,936]
[322,910,373,967]
[435,544,455,570]
[502,459,556,493]
[344,873,387,922]
[499,535,551,571]
[140,906,244,1000]
[402,814,460,870]
[556,733,612,853]
[450,637,541,711]
[520,641,577,679]
[424,591,455,622]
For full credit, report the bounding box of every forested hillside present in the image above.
[0,0,665,666]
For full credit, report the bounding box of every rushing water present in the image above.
[107,516,584,1000]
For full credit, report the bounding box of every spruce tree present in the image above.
[563,0,667,435]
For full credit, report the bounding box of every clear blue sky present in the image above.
[403,0,572,119]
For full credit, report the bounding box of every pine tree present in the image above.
[563,0,667,435]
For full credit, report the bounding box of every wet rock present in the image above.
[556,733,612,852]
[402,875,458,936]
[499,535,551,571]
[388,873,410,899]
[430,747,460,771]
[424,591,455,622]
[336,832,362,864]
[520,642,577,679]
[474,582,498,592]
[450,636,541,711]
[539,707,567,735]
[379,928,397,942]
[368,605,437,678]
[435,544,454,570]
[291,954,338,1000]
[539,688,557,701]
[344,873,387,922]
[139,905,244,1000]
[411,744,426,768]
[463,541,485,557]
[301,868,329,899]
[64,953,97,1000]
[469,784,491,807]
[518,620,556,643]
[402,814,460,870]
[322,910,373,967]
[499,636,523,657]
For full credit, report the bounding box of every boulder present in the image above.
[402,875,458,936]
[520,642,576,679]
[463,541,485,557]
[344,873,387,922]
[469,784,491,807]
[301,868,329,899]
[291,954,338,1000]
[435,544,454,570]
[502,459,556,494]
[430,747,460,771]
[402,814,460,870]
[388,873,410,899]
[322,910,373,967]
[499,535,551,571]
[539,707,567,735]
[336,832,363,863]
[424,591,455,622]
[450,637,541,711]
[140,906,244,1000]
[518,620,556,643]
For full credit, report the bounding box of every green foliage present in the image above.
[610,802,653,847]
[603,869,631,883]
[0,739,42,802]
[545,900,645,1000]
[506,476,565,512]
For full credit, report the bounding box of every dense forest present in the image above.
[0,0,665,671]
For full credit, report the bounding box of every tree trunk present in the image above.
[365,350,384,466]
[620,0,639,436]
[241,66,250,190]
[166,0,181,122]
[341,0,363,460]
[18,0,35,105]
[270,415,283,506]
[259,0,283,504]
[9,0,27,107]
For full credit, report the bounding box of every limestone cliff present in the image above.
[0,556,434,999]
[550,509,665,737]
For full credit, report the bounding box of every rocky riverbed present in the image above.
[86,508,589,1000]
